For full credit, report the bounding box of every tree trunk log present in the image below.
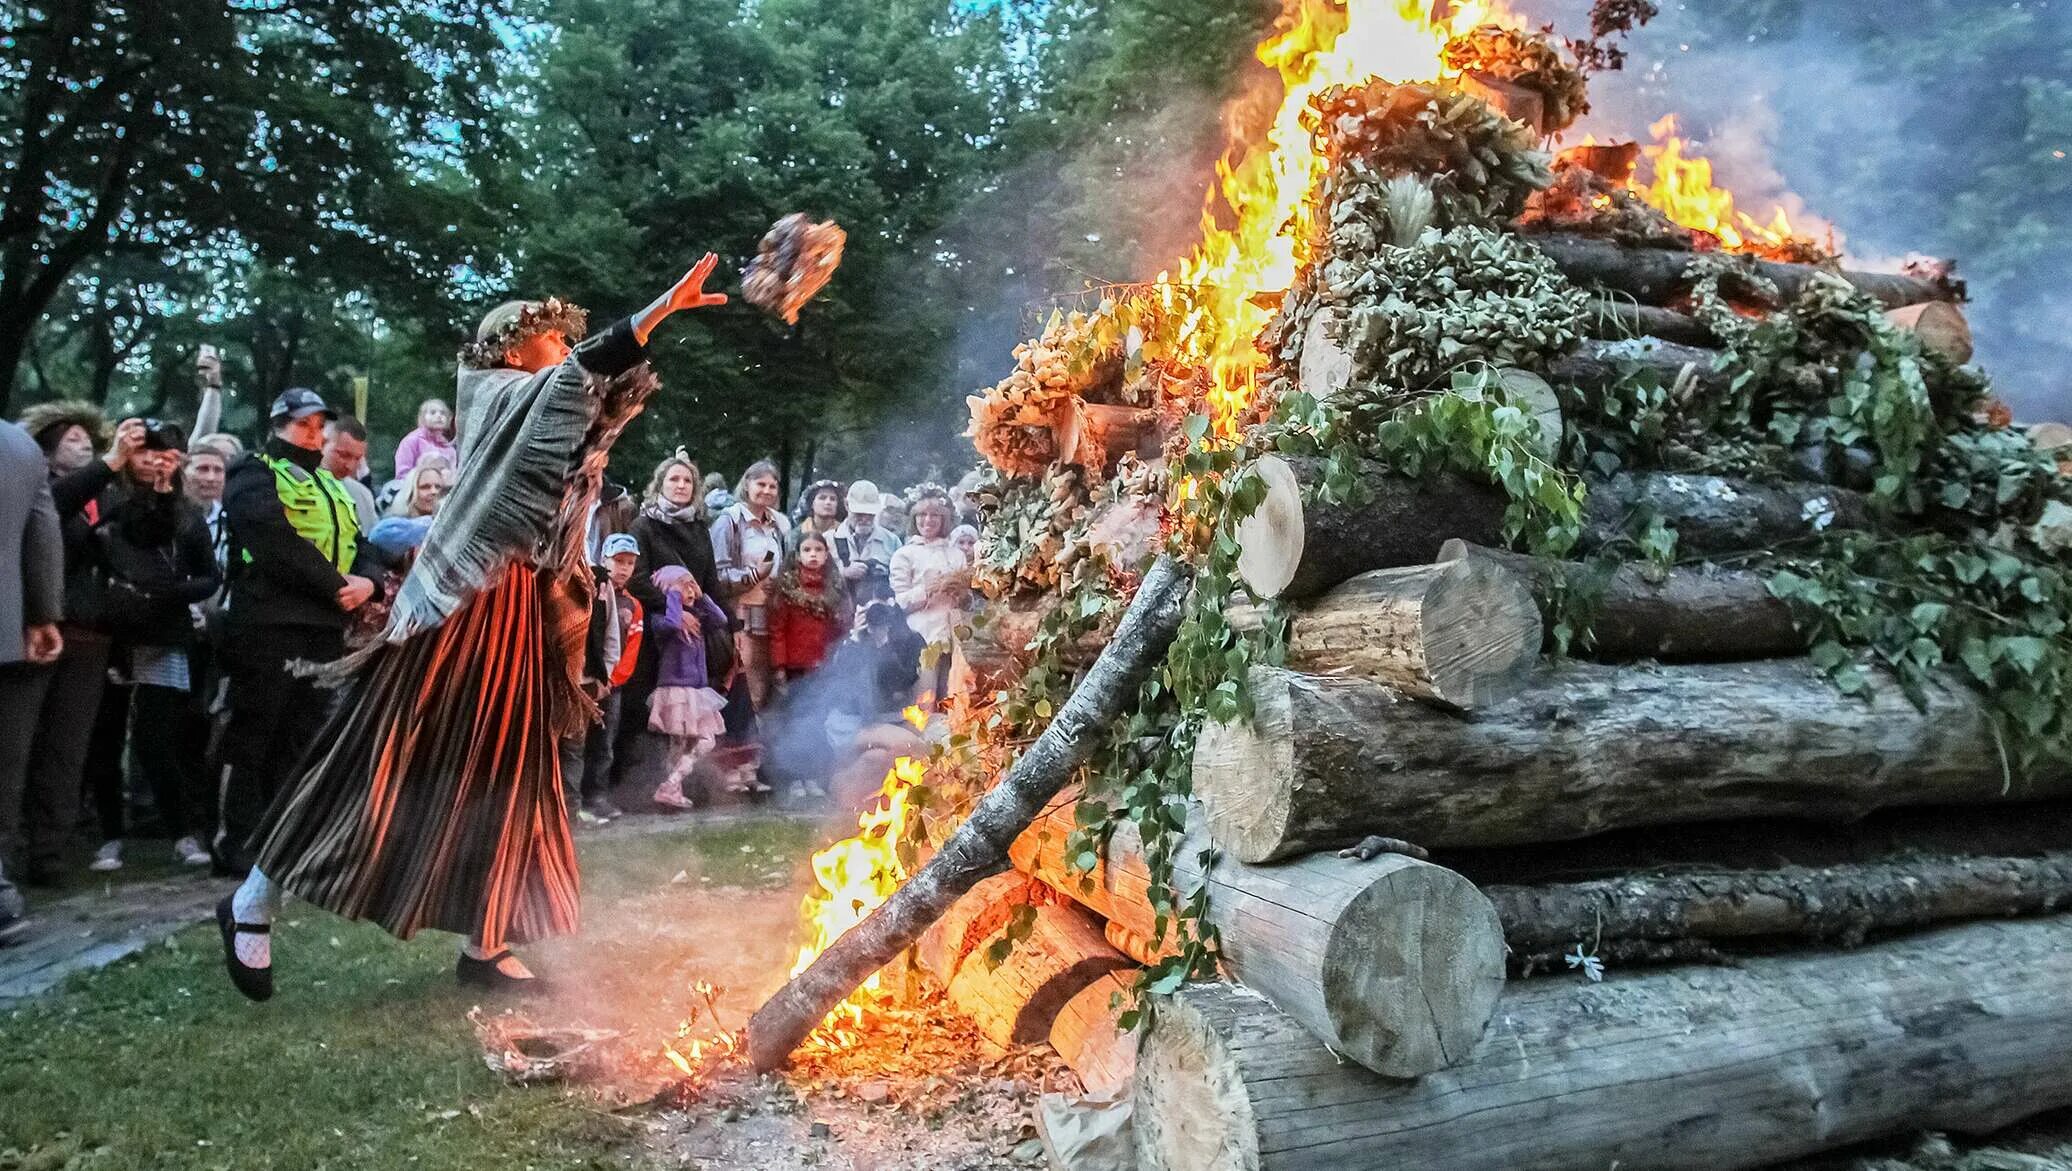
[1136,918,2072,1170]
[1885,300,1973,364]
[1192,660,2072,863]
[1583,298,1717,347]
[743,555,1194,1072]
[1049,970,1139,1098]
[946,901,1131,1047]
[914,870,1035,987]
[1232,453,1510,601]
[1548,337,1734,399]
[1225,556,1541,711]
[1490,850,2072,974]
[1530,232,1961,310]
[1439,539,1804,662]
[1582,470,1872,554]
[1012,795,1505,1078]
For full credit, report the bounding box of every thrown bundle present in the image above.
[741,212,846,324]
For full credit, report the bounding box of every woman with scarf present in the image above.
[216,255,729,1001]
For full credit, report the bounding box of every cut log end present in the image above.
[1132,985,1259,1171]
[1233,452,1305,600]
[1191,675,1300,865]
[1049,970,1139,1098]
[1327,853,1507,1070]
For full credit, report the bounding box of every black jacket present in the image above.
[627,511,726,625]
[48,460,123,630]
[96,487,219,647]
[222,437,384,632]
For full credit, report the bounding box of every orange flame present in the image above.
[786,755,927,1047]
[901,704,928,731]
[1162,0,1505,438]
[1635,115,1808,253]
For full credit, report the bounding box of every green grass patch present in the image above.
[0,815,822,1171]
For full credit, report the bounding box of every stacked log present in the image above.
[1191,658,2071,863]
[1010,795,1505,1079]
[1135,920,2072,1171]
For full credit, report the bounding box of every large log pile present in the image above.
[880,24,2071,1171]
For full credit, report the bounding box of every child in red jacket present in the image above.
[769,532,850,684]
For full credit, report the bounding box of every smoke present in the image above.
[1530,0,2072,421]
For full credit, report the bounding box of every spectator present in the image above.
[366,463,449,562]
[878,496,908,541]
[573,533,643,824]
[827,480,900,605]
[192,431,244,460]
[711,459,790,709]
[585,480,634,566]
[16,401,126,886]
[889,495,968,648]
[0,418,65,942]
[93,421,220,869]
[186,437,235,573]
[701,471,734,515]
[951,523,979,565]
[822,600,925,761]
[769,532,849,685]
[624,456,726,785]
[646,566,733,808]
[796,479,844,538]
[392,397,457,479]
[889,494,969,705]
[216,388,379,875]
[375,449,450,515]
[322,416,380,534]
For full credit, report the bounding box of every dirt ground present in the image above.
[496,880,1064,1171]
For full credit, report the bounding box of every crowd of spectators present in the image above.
[0,362,982,941]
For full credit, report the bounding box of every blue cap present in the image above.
[601,533,640,559]
[269,387,334,423]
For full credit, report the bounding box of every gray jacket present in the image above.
[0,420,64,666]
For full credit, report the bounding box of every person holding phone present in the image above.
[710,459,790,710]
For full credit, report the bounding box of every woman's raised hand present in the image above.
[633,253,729,344]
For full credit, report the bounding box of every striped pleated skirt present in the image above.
[251,565,581,950]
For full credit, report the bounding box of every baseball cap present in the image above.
[846,480,884,514]
[601,533,640,559]
[269,388,335,423]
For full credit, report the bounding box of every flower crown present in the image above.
[457,297,590,370]
[903,481,951,508]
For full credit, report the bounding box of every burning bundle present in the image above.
[1442,24,1591,132]
[742,213,846,325]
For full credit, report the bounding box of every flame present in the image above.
[786,755,928,1047]
[1162,0,1504,438]
[901,704,928,731]
[1634,115,1806,253]
[660,1044,694,1077]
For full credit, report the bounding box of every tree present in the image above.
[0,1,522,415]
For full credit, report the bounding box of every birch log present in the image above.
[1582,470,1872,554]
[1192,660,2072,863]
[1225,555,1541,710]
[1135,918,2072,1171]
[1011,795,1505,1078]
[744,555,1193,1072]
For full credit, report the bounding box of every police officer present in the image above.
[215,389,380,874]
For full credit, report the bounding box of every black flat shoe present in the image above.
[456,951,548,996]
[215,895,273,1002]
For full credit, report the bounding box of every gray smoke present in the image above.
[1532,0,2072,421]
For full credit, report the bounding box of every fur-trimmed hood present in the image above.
[16,399,109,454]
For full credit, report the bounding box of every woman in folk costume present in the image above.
[216,256,729,1000]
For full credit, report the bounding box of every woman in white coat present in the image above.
[887,495,968,703]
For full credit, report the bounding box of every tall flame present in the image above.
[1636,115,1811,254]
[1166,0,1502,436]
[786,754,927,1047]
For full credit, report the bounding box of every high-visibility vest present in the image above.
[249,453,359,574]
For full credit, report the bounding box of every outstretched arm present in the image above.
[631,253,728,346]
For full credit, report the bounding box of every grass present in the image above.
[0,814,822,1171]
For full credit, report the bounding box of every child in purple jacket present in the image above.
[647,565,730,809]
